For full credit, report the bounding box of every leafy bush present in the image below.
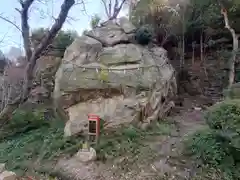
[185,100,240,179]
[90,14,101,29]
[185,129,233,167]
[0,110,49,140]
[185,129,240,179]
[205,100,240,135]
[135,26,152,45]
[205,100,240,129]
[205,100,240,162]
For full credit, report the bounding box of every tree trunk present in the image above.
[200,32,203,62]
[221,9,239,88]
[181,12,185,69]
[230,36,239,86]
[192,43,194,65]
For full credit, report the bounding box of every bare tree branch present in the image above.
[110,0,126,20]
[101,0,111,18]
[0,30,9,45]
[114,0,119,12]
[0,15,22,32]
[101,0,127,20]
[109,0,112,18]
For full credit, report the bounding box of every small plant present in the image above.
[98,68,109,82]
[135,26,153,45]
[205,100,240,133]
[90,14,101,29]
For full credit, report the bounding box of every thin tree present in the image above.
[0,0,76,122]
[217,0,239,87]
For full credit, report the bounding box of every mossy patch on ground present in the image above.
[0,110,83,176]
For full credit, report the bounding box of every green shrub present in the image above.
[205,100,240,131]
[135,26,152,45]
[205,100,240,152]
[205,100,240,153]
[90,14,101,29]
[185,129,233,167]
[186,100,240,179]
[0,110,49,140]
[185,129,240,180]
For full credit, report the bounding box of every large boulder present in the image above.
[54,19,177,137]
[117,17,136,33]
[86,21,129,46]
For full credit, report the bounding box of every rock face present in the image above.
[117,17,136,33]
[54,18,177,137]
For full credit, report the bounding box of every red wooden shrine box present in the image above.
[88,114,100,142]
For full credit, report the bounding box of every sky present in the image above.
[0,0,128,54]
